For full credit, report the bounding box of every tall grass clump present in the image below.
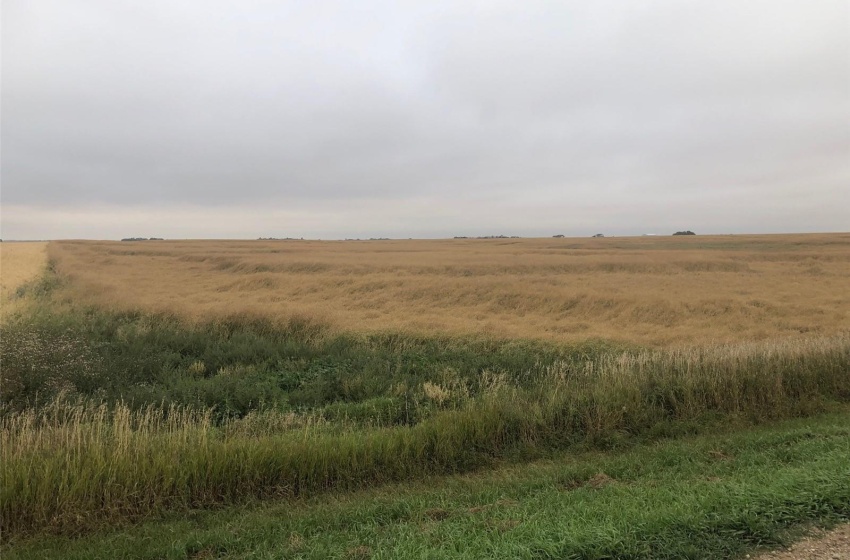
[3,334,848,538]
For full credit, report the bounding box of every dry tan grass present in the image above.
[48,233,850,346]
[0,242,48,320]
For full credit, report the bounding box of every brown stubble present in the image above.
[47,233,850,347]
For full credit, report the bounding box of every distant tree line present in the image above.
[673,231,696,236]
[120,237,164,241]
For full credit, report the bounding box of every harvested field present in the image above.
[49,233,850,346]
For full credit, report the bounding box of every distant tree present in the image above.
[673,231,696,236]
[553,234,565,238]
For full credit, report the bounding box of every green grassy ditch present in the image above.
[5,411,849,559]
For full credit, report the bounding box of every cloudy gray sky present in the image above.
[2,0,848,239]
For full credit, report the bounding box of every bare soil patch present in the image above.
[756,524,850,560]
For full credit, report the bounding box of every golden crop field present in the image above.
[0,242,48,320]
[49,233,850,346]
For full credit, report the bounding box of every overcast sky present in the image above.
[2,1,848,239]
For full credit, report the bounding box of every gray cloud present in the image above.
[2,0,848,239]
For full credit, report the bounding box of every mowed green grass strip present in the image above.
[7,411,849,560]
